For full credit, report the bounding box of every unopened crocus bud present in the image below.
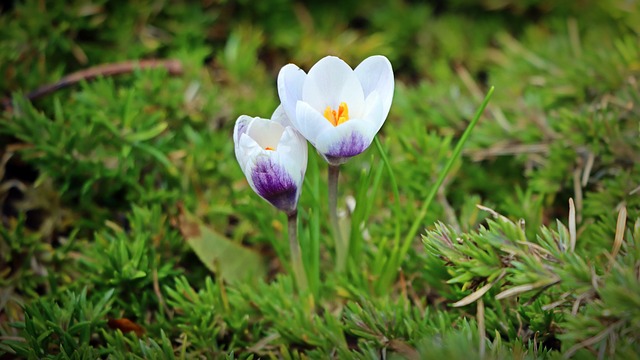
[233,106,308,214]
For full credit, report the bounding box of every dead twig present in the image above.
[2,59,183,110]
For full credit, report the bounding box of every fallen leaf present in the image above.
[177,203,267,283]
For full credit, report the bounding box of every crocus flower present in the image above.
[234,106,308,215]
[277,55,394,165]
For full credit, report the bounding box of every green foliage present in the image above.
[79,205,180,321]
[423,207,640,357]
[2,74,189,217]
[164,276,250,357]
[2,0,640,358]
[104,330,176,360]
[0,288,113,359]
[0,213,59,297]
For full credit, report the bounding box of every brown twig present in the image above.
[2,59,183,110]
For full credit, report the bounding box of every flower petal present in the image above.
[246,117,285,150]
[362,90,385,134]
[271,105,293,128]
[234,115,253,148]
[234,107,309,214]
[293,100,335,146]
[277,64,306,122]
[314,117,378,164]
[277,126,308,179]
[237,132,264,170]
[234,116,261,169]
[303,56,365,117]
[249,155,299,214]
[354,55,394,119]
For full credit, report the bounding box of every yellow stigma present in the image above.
[265,146,275,151]
[323,102,350,127]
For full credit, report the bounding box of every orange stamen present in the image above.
[265,146,274,151]
[323,102,350,127]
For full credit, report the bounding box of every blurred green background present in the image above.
[1,0,639,358]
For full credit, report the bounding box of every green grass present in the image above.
[1,0,639,358]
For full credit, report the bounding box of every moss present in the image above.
[1,0,639,358]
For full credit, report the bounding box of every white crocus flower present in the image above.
[234,106,308,215]
[277,55,394,165]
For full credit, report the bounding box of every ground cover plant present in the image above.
[1,0,639,358]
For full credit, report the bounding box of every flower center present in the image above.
[323,102,350,127]
[265,146,275,151]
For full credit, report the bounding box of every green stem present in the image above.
[378,86,495,292]
[287,210,308,294]
[400,86,495,261]
[328,164,347,272]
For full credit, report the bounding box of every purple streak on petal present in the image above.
[323,131,371,165]
[325,131,369,159]
[251,158,298,213]
[236,122,248,136]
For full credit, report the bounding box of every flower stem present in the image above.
[375,86,495,293]
[287,210,308,294]
[328,164,347,272]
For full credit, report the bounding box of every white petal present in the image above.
[271,104,293,128]
[314,117,378,162]
[246,117,285,150]
[242,148,284,195]
[277,126,308,180]
[234,115,257,168]
[277,64,306,122]
[293,100,335,146]
[362,90,386,134]
[238,133,265,169]
[241,152,260,189]
[245,151,300,214]
[234,115,253,149]
[273,105,308,175]
[355,55,394,119]
[303,56,365,117]
[314,92,384,153]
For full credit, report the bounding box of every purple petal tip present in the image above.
[323,131,370,164]
[251,158,299,212]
